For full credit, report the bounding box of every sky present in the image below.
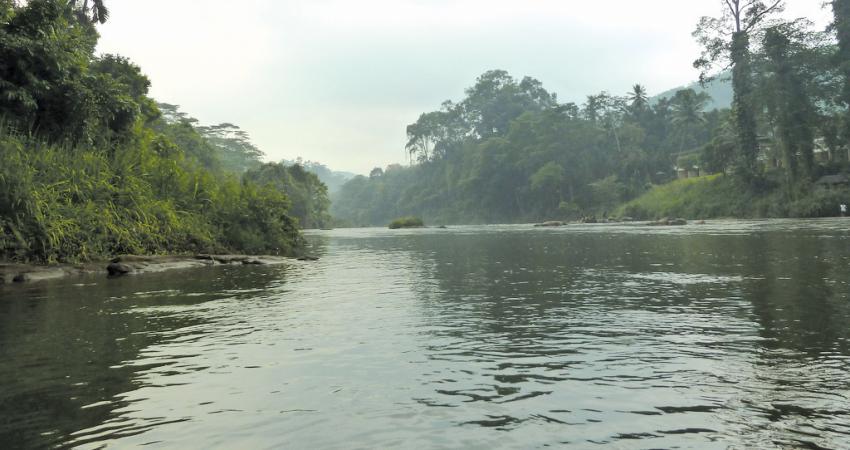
[96,0,832,175]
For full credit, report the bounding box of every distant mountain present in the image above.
[282,159,357,194]
[651,72,733,111]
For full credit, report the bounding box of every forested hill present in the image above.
[651,73,733,111]
[283,159,357,194]
[0,0,330,262]
[332,70,728,226]
[333,2,850,226]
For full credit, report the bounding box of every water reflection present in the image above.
[0,220,849,448]
[0,265,290,448]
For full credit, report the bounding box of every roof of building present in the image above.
[815,174,850,185]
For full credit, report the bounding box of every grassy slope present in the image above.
[616,174,850,220]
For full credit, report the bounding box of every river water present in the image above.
[1,220,850,449]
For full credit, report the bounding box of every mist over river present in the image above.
[2,220,850,449]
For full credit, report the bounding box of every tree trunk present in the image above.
[834,0,850,141]
[731,32,760,182]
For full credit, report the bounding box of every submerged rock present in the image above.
[534,221,565,227]
[648,217,688,226]
[297,255,320,261]
[12,273,30,283]
[107,262,134,276]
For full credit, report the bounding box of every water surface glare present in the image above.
[2,220,850,449]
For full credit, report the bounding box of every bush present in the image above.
[388,216,425,229]
[615,172,850,220]
[0,128,303,263]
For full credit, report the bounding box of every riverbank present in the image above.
[615,174,850,220]
[0,254,312,285]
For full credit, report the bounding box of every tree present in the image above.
[73,0,108,24]
[833,0,850,139]
[196,123,264,173]
[670,89,712,163]
[762,25,816,182]
[628,84,650,114]
[694,0,785,181]
[369,167,384,179]
[530,162,565,209]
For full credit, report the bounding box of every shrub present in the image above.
[388,216,425,229]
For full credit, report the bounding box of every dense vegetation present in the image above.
[283,159,356,194]
[334,1,850,225]
[388,216,424,229]
[0,0,329,262]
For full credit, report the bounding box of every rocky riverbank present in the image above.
[0,254,316,285]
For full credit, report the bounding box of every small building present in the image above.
[815,174,850,189]
[675,166,701,180]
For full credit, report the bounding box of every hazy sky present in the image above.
[96,0,832,174]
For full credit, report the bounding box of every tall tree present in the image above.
[627,84,649,114]
[762,25,816,182]
[670,89,711,163]
[833,0,850,140]
[74,0,108,24]
[694,0,785,182]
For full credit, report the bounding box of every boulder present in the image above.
[107,262,134,276]
[297,255,320,261]
[12,273,30,283]
[534,221,565,227]
[217,255,251,264]
[242,259,265,265]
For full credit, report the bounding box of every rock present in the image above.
[297,255,320,261]
[212,255,250,264]
[242,259,265,265]
[12,273,30,283]
[436,225,448,229]
[107,262,134,276]
[534,221,565,227]
[648,217,688,226]
[696,220,707,225]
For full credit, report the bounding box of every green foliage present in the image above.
[0,0,322,262]
[334,4,847,226]
[334,71,726,225]
[0,125,306,262]
[388,216,424,229]
[244,162,331,229]
[282,158,356,194]
[617,173,850,219]
[616,175,737,219]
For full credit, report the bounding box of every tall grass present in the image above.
[616,174,850,219]
[0,128,301,263]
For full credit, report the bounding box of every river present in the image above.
[1,220,849,449]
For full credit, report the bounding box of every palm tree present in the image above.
[627,84,649,113]
[74,0,109,24]
[670,89,711,165]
